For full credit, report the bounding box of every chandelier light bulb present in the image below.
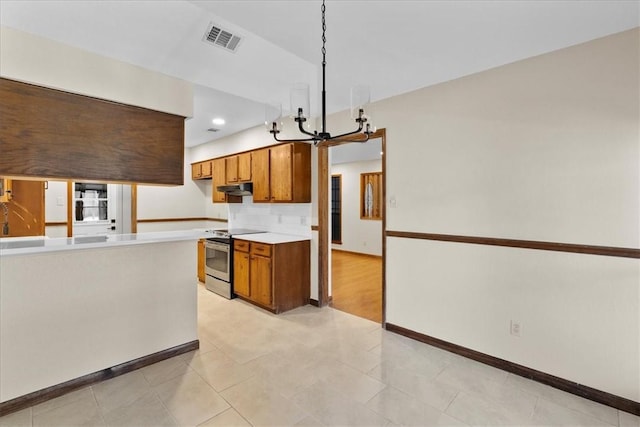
[350,85,371,119]
[290,83,310,120]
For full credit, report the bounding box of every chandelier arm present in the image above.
[272,133,318,143]
[297,120,320,138]
[326,124,365,140]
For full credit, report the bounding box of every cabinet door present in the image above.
[201,161,212,178]
[251,148,270,202]
[212,158,227,203]
[251,255,272,306]
[197,239,205,282]
[270,144,293,201]
[238,152,252,182]
[226,156,238,183]
[234,250,251,298]
[191,163,201,179]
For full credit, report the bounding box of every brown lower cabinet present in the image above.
[197,239,205,283]
[233,238,310,313]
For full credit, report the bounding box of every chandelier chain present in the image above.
[321,0,326,66]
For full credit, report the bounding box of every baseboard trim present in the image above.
[385,323,640,416]
[310,296,332,307]
[331,248,382,259]
[137,217,227,223]
[0,340,199,417]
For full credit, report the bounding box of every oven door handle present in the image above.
[205,241,229,252]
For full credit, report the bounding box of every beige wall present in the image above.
[330,159,383,256]
[0,26,192,117]
[326,29,639,401]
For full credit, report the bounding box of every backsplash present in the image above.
[228,200,311,237]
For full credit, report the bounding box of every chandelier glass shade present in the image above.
[266,0,375,146]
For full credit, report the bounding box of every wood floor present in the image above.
[330,249,382,323]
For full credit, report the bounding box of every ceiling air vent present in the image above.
[203,23,242,53]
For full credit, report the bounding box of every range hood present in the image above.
[217,182,253,196]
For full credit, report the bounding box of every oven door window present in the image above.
[205,243,230,281]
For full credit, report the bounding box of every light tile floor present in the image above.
[1,283,639,427]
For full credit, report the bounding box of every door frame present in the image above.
[317,128,387,324]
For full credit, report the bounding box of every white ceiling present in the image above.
[1,0,638,147]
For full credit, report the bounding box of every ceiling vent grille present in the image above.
[207,128,220,132]
[203,23,242,53]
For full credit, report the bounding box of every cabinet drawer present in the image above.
[250,242,272,257]
[234,240,250,252]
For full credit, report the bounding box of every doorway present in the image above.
[327,133,385,323]
[66,182,135,237]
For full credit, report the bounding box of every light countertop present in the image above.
[234,232,310,244]
[0,230,211,256]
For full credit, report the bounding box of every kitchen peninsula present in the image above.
[0,230,207,412]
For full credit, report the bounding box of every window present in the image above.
[331,174,342,243]
[360,172,382,220]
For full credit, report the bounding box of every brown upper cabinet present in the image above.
[238,152,252,182]
[252,143,311,203]
[225,153,252,183]
[206,142,311,204]
[212,158,227,203]
[251,148,270,202]
[225,156,238,183]
[191,160,212,180]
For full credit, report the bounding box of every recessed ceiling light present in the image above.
[212,117,225,126]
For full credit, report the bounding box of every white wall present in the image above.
[326,29,640,401]
[0,26,192,117]
[0,240,197,402]
[330,159,382,256]
[44,180,68,237]
[136,154,208,222]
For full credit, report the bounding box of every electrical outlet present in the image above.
[510,320,521,337]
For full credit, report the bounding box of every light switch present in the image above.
[389,196,397,208]
[56,196,64,206]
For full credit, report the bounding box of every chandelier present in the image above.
[266,0,375,146]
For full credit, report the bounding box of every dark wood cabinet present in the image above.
[251,148,270,202]
[252,143,311,203]
[233,239,251,298]
[202,142,310,204]
[233,238,310,313]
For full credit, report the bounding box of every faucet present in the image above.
[1,202,8,235]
